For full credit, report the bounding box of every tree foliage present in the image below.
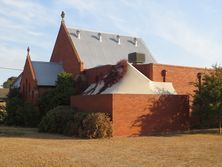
[39,72,76,115]
[192,65,222,131]
[5,89,40,127]
[0,105,7,124]
[3,77,17,88]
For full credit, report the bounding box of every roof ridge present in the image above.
[67,27,141,39]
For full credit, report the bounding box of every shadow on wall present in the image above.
[132,95,189,136]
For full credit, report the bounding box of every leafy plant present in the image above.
[39,72,76,115]
[0,105,7,124]
[79,112,112,138]
[192,65,222,133]
[5,88,40,127]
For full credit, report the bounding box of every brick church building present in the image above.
[13,12,208,136]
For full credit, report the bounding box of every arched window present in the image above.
[197,72,202,88]
[161,69,167,82]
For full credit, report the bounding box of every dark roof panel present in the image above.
[32,61,64,86]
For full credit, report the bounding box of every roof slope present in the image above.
[11,73,22,89]
[68,28,157,69]
[84,63,176,95]
[32,61,64,86]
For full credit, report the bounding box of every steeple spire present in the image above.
[61,11,65,22]
[27,46,30,56]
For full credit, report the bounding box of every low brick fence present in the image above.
[71,94,189,136]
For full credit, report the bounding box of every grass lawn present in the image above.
[0,126,222,167]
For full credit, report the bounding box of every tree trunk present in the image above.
[219,111,222,134]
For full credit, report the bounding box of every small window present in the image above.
[161,69,167,82]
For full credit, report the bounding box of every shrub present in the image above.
[0,105,7,124]
[5,88,40,127]
[5,89,24,126]
[19,102,40,127]
[63,112,88,136]
[39,72,76,115]
[39,106,112,139]
[79,113,112,139]
[38,106,74,133]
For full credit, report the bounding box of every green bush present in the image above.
[5,89,40,127]
[39,72,76,115]
[63,112,88,136]
[19,102,40,127]
[79,113,112,139]
[39,106,112,139]
[38,106,74,133]
[0,105,7,124]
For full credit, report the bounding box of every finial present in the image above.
[27,47,30,55]
[61,11,65,22]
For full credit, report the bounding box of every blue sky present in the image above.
[1,0,222,86]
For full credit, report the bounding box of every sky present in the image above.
[1,0,222,87]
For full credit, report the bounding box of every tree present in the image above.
[192,65,222,134]
[5,88,40,127]
[3,77,17,88]
[39,72,76,115]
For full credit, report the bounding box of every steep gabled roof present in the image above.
[31,61,64,86]
[68,28,157,69]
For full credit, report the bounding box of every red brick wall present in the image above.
[134,63,208,96]
[133,64,153,79]
[50,22,83,76]
[38,86,54,97]
[71,95,112,115]
[70,94,189,136]
[20,56,38,104]
[151,64,207,96]
[112,94,189,136]
[83,65,112,84]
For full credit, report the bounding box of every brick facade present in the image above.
[71,94,189,136]
[50,22,84,76]
[134,63,208,96]
[18,20,210,136]
[20,56,38,104]
[83,65,113,84]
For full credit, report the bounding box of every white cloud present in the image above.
[1,0,222,86]
[0,0,59,85]
[147,8,222,65]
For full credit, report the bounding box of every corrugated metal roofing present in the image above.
[11,74,22,88]
[68,28,157,69]
[32,61,64,86]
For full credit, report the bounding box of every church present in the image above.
[13,12,207,136]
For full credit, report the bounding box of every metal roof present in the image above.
[11,74,22,89]
[32,61,64,86]
[68,28,157,69]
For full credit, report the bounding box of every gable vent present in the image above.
[134,37,138,47]
[117,35,120,45]
[76,30,80,39]
[98,32,102,42]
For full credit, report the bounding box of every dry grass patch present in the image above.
[0,126,222,167]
